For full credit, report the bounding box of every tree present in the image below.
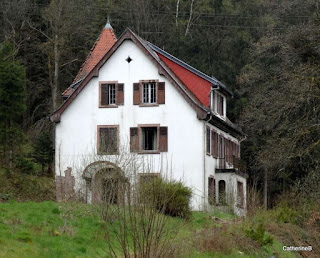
[0,41,26,171]
[237,0,320,207]
[33,132,54,175]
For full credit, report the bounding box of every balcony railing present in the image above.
[216,155,247,174]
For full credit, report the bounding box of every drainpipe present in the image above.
[203,111,213,210]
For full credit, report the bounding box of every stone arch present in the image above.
[83,161,126,204]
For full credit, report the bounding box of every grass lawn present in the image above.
[0,201,302,257]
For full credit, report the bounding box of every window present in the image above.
[98,126,119,154]
[133,80,165,105]
[99,81,124,107]
[143,82,156,104]
[141,127,157,151]
[130,125,168,153]
[237,181,244,208]
[208,176,215,205]
[217,93,224,116]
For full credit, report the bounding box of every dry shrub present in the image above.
[193,222,261,255]
[267,222,320,258]
[193,226,234,254]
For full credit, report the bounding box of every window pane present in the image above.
[108,84,116,104]
[142,82,156,104]
[143,84,148,103]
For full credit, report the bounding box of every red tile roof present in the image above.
[157,53,211,107]
[62,24,116,96]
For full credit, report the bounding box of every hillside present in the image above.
[0,201,319,257]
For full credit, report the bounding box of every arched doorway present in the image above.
[83,161,126,204]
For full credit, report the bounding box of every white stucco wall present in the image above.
[55,39,205,209]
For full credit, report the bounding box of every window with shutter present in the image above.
[97,125,119,154]
[133,80,165,106]
[99,81,124,107]
[131,125,168,153]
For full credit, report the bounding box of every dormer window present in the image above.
[210,90,226,118]
[217,93,224,117]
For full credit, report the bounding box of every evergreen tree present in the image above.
[0,42,26,171]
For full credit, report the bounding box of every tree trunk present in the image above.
[52,34,59,112]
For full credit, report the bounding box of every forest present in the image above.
[0,0,319,213]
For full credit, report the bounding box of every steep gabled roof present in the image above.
[62,22,116,97]
[148,43,232,107]
[52,28,242,136]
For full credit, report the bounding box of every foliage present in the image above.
[142,177,192,219]
[15,156,35,175]
[0,41,26,169]
[32,132,53,175]
[0,169,55,201]
[243,222,274,246]
[237,0,320,205]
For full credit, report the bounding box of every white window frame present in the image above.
[108,83,116,105]
[142,82,157,104]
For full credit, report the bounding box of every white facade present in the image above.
[54,34,246,215]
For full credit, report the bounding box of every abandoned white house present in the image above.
[50,22,247,215]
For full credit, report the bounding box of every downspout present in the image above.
[203,85,215,210]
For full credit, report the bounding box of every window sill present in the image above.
[139,103,159,107]
[99,105,118,108]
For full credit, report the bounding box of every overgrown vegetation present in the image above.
[2,201,318,258]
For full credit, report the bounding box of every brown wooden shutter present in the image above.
[206,127,211,154]
[100,84,108,106]
[211,130,214,157]
[213,131,218,158]
[116,83,124,105]
[130,127,139,152]
[158,82,165,104]
[133,83,140,105]
[159,126,168,152]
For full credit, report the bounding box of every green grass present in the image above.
[0,201,107,257]
[0,201,309,258]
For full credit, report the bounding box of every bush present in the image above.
[141,178,192,219]
[15,156,35,174]
[243,222,273,246]
[272,204,298,224]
